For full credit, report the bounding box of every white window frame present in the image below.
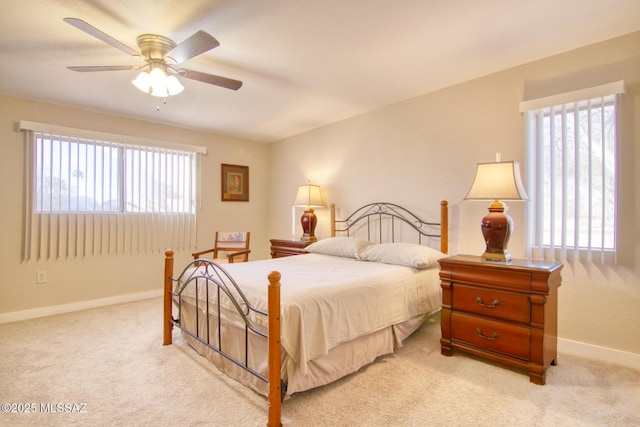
[19,121,205,260]
[520,81,624,263]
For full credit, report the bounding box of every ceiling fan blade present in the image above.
[64,17,140,57]
[68,65,137,72]
[180,69,243,90]
[168,31,220,64]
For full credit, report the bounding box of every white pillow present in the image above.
[305,237,374,259]
[357,243,446,269]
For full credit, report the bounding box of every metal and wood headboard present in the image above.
[329,200,448,254]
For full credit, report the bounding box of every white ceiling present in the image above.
[1,1,639,143]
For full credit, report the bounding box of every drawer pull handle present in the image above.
[476,297,499,308]
[476,328,499,340]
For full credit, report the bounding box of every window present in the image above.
[34,137,194,214]
[20,121,204,260]
[520,81,624,262]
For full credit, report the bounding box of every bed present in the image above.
[163,201,448,426]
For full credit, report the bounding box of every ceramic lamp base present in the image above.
[300,208,318,242]
[480,200,513,262]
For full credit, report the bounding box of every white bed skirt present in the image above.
[178,301,431,399]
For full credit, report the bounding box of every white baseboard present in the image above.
[0,289,163,324]
[558,337,640,371]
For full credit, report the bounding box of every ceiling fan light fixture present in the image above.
[150,84,169,98]
[166,75,184,96]
[149,67,165,85]
[132,66,184,97]
[132,71,151,93]
[149,67,168,97]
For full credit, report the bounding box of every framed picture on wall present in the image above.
[221,163,249,201]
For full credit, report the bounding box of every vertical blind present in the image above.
[20,121,204,260]
[520,81,624,263]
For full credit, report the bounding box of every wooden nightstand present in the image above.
[439,255,563,385]
[270,239,313,258]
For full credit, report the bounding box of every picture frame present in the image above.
[221,164,249,201]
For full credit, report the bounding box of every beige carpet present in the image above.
[1,297,638,427]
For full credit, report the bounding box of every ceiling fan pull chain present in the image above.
[156,98,168,112]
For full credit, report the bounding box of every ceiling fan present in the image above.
[64,17,243,97]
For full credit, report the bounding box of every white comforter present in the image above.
[178,253,441,375]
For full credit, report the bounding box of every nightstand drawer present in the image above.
[445,264,532,292]
[451,312,530,360]
[453,285,530,324]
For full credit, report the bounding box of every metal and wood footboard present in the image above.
[163,251,283,427]
[161,199,448,427]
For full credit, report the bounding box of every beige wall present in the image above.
[268,31,640,356]
[0,96,270,314]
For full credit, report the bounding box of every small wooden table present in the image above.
[270,239,313,258]
[439,255,563,385]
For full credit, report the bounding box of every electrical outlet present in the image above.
[36,271,47,284]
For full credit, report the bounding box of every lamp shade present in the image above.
[293,183,326,208]
[464,161,529,201]
[165,75,184,96]
[132,71,152,93]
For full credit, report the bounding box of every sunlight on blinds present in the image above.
[20,123,202,260]
[522,82,623,263]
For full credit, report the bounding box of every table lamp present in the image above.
[464,154,529,262]
[293,181,326,242]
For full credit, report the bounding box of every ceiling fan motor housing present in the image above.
[136,34,177,63]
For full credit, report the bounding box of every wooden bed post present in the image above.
[267,271,282,427]
[330,203,336,237]
[441,200,449,254]
[163,249,174,346]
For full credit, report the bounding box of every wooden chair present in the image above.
[192,231,251,264]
